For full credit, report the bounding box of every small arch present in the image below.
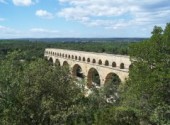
[63,61,69,67]
[105,60,109,66]
[53,52,55,56]
[55,59,60,66]
[72,55,74,59]
[87,68,100,88]
[83,57,86,61]
[92,59,96,63]
[87,58,90,63]
[79,56,81,61]
[62,54,64,57]
[72,64,84,79]
[112,62,116,67]
[98,60,102,65]
[120,63,125,69]
[75,56,78,60]
[57,53,59,56]
[68,55,71,59]
[65,54,67,58]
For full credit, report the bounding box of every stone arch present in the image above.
[55,59,60,66]
[112,62,116,67]
[129,64,133,69]
[75,56,78,60]
[120,63,125,69]
[49,57,53,65]
[92,59,96,63]
[63,61,69,67]
[65,54,67,58]
[68,55,70,59]
[104,73,121,102]
[62,54,64,57]
[98,59,102,65]
[72,64,84,78]
[87,68,100,88]
[87,58,90,63]
[79,56,81,61]
[105,60,109,66]
[104,72,121,85]
[72,55,74,59]
[83,57,86,61]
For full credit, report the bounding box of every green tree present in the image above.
[121,23,170,124]
[0,51,83,125]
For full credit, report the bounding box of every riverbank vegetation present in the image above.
[0,23,169,125]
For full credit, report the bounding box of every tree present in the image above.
[121,23,170,124]
[0,51,83,125]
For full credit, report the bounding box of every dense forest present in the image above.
[0,40,131,61]
[0,23,169,125]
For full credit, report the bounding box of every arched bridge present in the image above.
[44,48,131,87]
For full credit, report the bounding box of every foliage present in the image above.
[94,106,139,125]
[0,23,170,124]
[0,40,130,61]
[150,104,170,125]
[0,51,82,125]
[121,23,170,124]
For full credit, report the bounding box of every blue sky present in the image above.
[0,0,170,38]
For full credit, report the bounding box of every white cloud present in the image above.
[0,26,61,38]
[58,0,170,30]
[0,25,21,38]
[30,28,59,34]
[36,10,54,19]
[12,0,37,6]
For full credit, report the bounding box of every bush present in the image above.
[94,107,139,125]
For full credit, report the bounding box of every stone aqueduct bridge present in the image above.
[44,48,131,87]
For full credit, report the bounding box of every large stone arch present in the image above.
[104,72,121,85]
[55,58,61,66]
[48,57,53,65]
[87,68,100,88]
[63,61,69,67]
[72,64,84,78]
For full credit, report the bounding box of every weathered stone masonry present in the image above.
[44,48,131,87]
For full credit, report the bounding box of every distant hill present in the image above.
[2,38,148,42]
